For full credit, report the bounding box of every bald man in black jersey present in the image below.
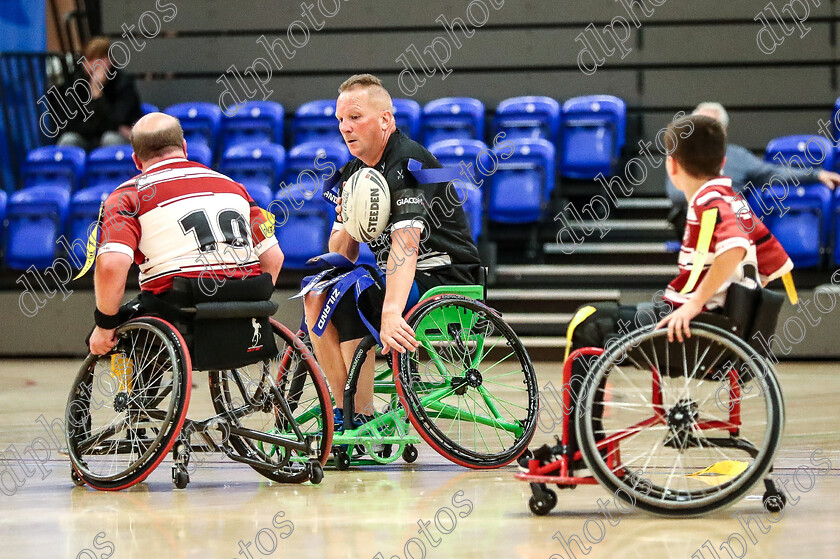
[303,74,481,429]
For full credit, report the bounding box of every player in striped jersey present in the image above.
[522,115,792,472]
[88,113,283,355]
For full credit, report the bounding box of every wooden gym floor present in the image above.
[0,358,838,559]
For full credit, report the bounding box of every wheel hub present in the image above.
[451,369,483,395]
[665,398,699,451]
[113,391,129,412]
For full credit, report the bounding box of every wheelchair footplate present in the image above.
[329,409,422,469]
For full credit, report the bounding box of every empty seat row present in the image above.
[159,95,626,178]
[748,135,839,269]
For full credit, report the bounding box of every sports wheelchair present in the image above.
[284,280,540,470]
[65,274,334,490]
[517,288,789,517]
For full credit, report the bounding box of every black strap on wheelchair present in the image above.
[342,334,378,432]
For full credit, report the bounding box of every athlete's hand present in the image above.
[656,299,703,343]
[89,326,118,355]
[380,310,419,355]
[335,181,345,223]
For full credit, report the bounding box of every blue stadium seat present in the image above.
[67,186,111,267]
[141,103,159,115]
[764,134,836,176]
[219,143,285,209]
[86,146,137,190]
[427,139,489,240]
[221,101,285,151]
[763,134,836,267]
[560,95,626,179]
[284,142,350,186]
[833,97,840,171]
[187,143,213,168]
[487,138,555,224]
[760,183,831,269]
[493,96,561,143]
[273,183,330,268]
[5,186,70,269]
[164,102,223,154]
[23,146,86,191]
[393,98,422,140]
[0,190,6,262]
[422,98,484,147]
[292,100,344,146]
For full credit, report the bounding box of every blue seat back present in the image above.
[293,100,344,146]
[164,102,223,154]
[275,214,330,268]
[86,146,137,190]
[560,95,626,179]
[141,103,159,115]
[488,138,555,224]
[6,186,71,269]
[494,96,561,143]
[68,186,111,266]
[187,143,213,168]
[422,98,484,146]
[284,142,350,185]
[761,183,831,268]
[834,187,840,265]
[221,101,285,151]
[834,97,840,171]
[764,134,836,173]
[428,139,490,239]
[24,146,86,191]
[219,143,286,205]
[393,98,422,140]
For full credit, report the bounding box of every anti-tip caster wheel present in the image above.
[335,450,351,471]
[70,467,85,487]
[402,444,418,463]
[172,469,190,489]
[309,460,324,484]
[528,488,557,516]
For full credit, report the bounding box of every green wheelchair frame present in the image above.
[306,283,539,470]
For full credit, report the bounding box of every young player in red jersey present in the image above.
[534,114,793,468]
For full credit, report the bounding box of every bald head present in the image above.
[131,112,186,164]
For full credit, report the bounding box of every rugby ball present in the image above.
[341,167,391,242]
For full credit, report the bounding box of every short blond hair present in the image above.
[338,74,394,112]
[84,37,111,60]
[131,119,185,161]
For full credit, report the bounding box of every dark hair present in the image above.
[130,119,185,161]
[665,114,726,178]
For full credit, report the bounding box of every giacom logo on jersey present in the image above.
[247,318,264,352]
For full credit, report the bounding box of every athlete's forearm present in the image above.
[94,253,133,314]
[329,228,360,262]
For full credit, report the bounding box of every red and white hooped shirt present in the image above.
[97,158,278,293]
[664,177,792,309]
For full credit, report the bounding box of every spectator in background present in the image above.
[666,102,840,234]
[57,37,143,151]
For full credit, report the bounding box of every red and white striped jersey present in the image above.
[664,177,792,309]
[97,158,277,293]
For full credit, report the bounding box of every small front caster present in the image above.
[172,468,189,489]
[528,485,557,516]
[70,467,85,487]
[309,460,324,484]
[402,444,418,463]
[335,450,351,471]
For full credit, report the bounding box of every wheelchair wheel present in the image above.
[576,322,784,516]
[395,295,539,468]
[209,320,333,483]
[66,317,192,490]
